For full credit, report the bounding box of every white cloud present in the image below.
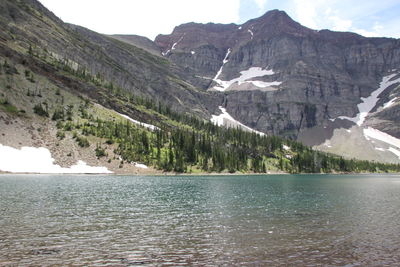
[38,0,240,40]
[289,0,400,38]
[293,0,318,28]
[373,22,383,32]
[254,0,267,10]
[353,28,379,37]
[329,16,352,31]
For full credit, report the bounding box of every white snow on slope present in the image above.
[134,163,148,169]
[388,147,400,159]
[383,96,398,109]
[162,34,185,56]
[248,29,254,39]
[250,80,282,88]
[118,113,159,131]
[0,144,112,174]
[212,67,281,92]
[213,48,231,81]
[337,74,400,125]
[211,106,265,136]
[363,127,400,149]
[171,35,185,50]
[191,51,195,55]
[162,50,170,56]
[363,127,400,159]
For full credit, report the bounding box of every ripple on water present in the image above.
[0,174,400,265]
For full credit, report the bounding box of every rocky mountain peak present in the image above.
[155,22,238,53]
[154,9,320,58]
[242,9,315,38]
[254,9,293,23]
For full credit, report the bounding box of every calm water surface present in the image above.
[1,174,400,266]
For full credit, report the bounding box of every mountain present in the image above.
[154,10,400,163]
[1,0,399,173]
[0,0,217,174]
[0,0,219,118]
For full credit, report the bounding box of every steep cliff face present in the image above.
[155,11,400,134]
[155,10,400,162]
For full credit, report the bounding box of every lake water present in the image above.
[1,174,400,266]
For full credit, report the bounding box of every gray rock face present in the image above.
[155,10,400,139]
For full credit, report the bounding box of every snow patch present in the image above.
[213,48,231,82]
[211,106,265,136]
[283,145,290,151]
[388,147,400,159]
[162,50,170,56]
[363,127,400,159]
[248,29,254,39]
[171,34,185,50]
[212,67,281,92]
[335,74,400,125]
[134,163,148,169]
[250,80,282,88]
[238,26,242,30]
[191,51,195,55]
[118,113,159,131]
[363,127,400,149]
[382,97,398,109]
[162,34,185,56]
[0,144,112,174]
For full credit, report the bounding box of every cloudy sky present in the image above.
[38,0,400,40]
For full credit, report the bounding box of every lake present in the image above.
[1,174,400,266]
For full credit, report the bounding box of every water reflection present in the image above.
[0,174,400,265]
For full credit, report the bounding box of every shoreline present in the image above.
[1,170,399,176]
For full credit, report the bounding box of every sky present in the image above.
[38,0,400,40]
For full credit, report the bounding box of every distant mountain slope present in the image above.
[109,34,162,56]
